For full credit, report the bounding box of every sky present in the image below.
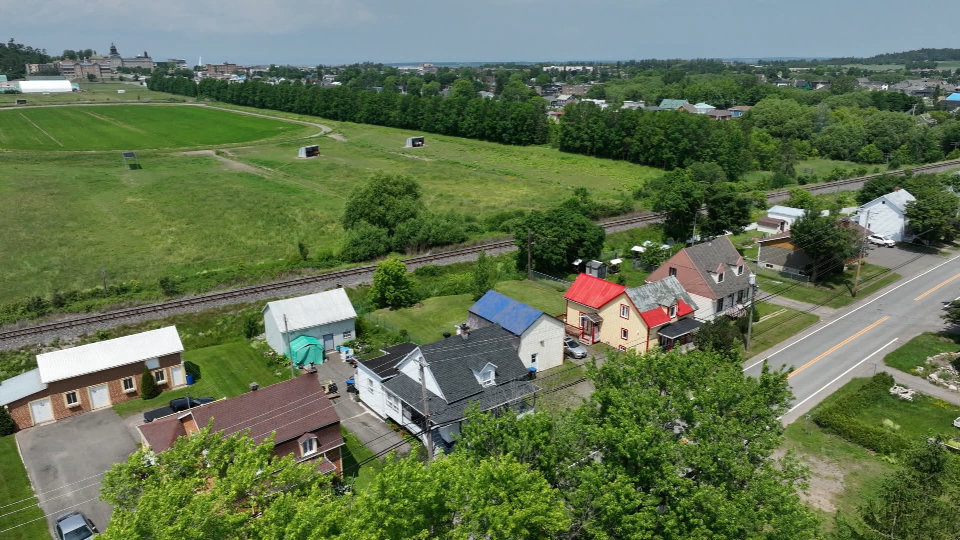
[3,0,959,66]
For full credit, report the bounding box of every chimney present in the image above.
[442,332,451,339]
[894,187,900,191]
[249,382,259,392]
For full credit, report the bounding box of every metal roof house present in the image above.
[262,289,357,355]
[466,290,565,372]
[767,205,808,228]
[853,188,916,242]
[1,327,185,430]
[658,99,689,110]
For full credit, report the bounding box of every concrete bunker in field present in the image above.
[404,136,425,148]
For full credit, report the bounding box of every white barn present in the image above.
[854,188,916,241]
[17,80,75,93]
[262,289,357,355]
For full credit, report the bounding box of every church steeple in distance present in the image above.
[109,42,118,56]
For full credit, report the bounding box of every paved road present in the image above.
[744,250,960,424]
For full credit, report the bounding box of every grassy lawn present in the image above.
[0,436,48,540]
[494,279,567,315]
[340,427,379,492]
[757,264,901,309]
[0,105,310,151]
[746,301,820,353]
[884,332,960,374]
[112,340,290,418]
[0,81,185,108]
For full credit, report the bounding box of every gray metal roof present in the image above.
[0,369,46,406]
[684,237,753,299]
[659,318,702,339]
[384,373,537,425]
[625,276,698,313]
[356,342,417,380]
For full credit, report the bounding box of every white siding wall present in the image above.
[518,316,565,371]
[263,308,285,355]
[397,350,445,399]
[858,202,907,241]
[438,423,461,444]
[354,364,388,418]
[263,310,356,355]
[690,292,716,321]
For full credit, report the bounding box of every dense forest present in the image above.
[0,39,50,80]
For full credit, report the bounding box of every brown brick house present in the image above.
[137,374,344,476]
[0,326,184,430]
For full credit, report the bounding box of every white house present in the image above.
[262,289,357,355]
[766,205,808,228]
[355,326,537,452]
[465,290,565,372]
[854,188,916,241]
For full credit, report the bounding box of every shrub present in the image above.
[159,276,179,296]
[412,265,442,277]
[0,406,16,436]
[243,316,261,339]
[811,373,911,454]
[140,367,160,400]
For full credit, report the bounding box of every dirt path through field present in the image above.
[180,149,270,177]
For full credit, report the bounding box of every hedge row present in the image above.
[811,373,912,454]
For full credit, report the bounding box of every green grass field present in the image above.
[757,264,901,309]
[0,105,311,151]
[747,301,820,354]
[0,82,185,108]
[883,332,960,374]
[0,436,48,540]
[111,340,290,417]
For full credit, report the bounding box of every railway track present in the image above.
[3,159,958,346]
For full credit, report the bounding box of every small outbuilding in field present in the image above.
[298,145,320,158]
[405,136,425,148]
[263,289,357,356]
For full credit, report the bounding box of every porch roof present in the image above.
[658,318,702,339]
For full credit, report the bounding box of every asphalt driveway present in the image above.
[16,408,136,538]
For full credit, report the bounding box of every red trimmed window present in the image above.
[618,345,627,351]
[619,304,629,319]
[620,328,628,340]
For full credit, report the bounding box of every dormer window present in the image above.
[300,436,318,457]
[717,272,724,283]
[668,267,677,277]
[474,362,498,387]
[736,265,744,276]
[669,304,677,317]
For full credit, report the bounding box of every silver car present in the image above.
[564,337,588,359]
[55,511,97,540]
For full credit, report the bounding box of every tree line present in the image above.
[147,76,549,146]
[0,39,50,80]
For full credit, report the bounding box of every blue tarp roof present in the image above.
[468,290,543,336]
[946,93,960,101]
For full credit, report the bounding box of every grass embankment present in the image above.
[747,301,820,353]
[0,81,185,108]
[0,436,48,540]
[112,340,290,417]
[757,263,901,309]
[883,332,960,374]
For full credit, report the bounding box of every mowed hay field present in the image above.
[0,105,313,151]
[0,103,661,302]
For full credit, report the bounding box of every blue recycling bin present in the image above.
[186,373,195,386]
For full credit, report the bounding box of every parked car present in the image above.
[867,234,895,247]
[169,396,215,412]
[55,511,97,540]
[564,337,588,359]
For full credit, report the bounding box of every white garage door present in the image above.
[88,384,111,410]
[170,365,185,387]
[29,399,54,425]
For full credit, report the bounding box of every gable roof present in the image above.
[468,290,544,336]
[357,342,417,380]
[263,289,357,333]
[564,273,626,309]
[417,325,530,404]
[865,189,916,212]
[683,237,752,299]
[36,326,183,384]
[768,205,807,219]
[658,98,688,109]
[0,369,46,406]
[625,276,698,314]
[139,374,341,453]
[947,93,960,101]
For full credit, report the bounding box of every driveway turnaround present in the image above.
[16,408,136,537]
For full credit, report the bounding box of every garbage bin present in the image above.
[528,366,537,380]
[186,373,195,386]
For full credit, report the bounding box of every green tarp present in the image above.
[289,336,325,368]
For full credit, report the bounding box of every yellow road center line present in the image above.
[788,317,889,379]
[914,272,960,301]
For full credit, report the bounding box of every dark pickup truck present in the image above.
[143,397,215,423]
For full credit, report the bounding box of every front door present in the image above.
[170,365,185,387]
[30,398,54,425]
[322,334,334,351]
[88,384,110,409]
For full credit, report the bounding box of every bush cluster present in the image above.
[811,373,911,454]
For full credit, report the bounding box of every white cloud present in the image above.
[0,0,376,33]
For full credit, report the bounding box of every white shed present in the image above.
[17,80,74,93]
[262,289,357,355]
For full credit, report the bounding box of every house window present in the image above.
[621,328,629,340]
[366,378,374,392]
[122,377,136,393]
[153,369,166,384]
[669,304,677,317]
[737,265,744,276]
[764,263,774,269]
[386,392,400,412]
[618,345,627,352]
[343,330,352,339]
[480,368,496,387]
[530,353,538,365]
[300,437,318,456]
[64,391,79,408]
[620,305,630,319]
[717,272,725,283]
[668,267,677,277]
[737,290,745,303]
[578,312,585,329]
[716,298,724,313]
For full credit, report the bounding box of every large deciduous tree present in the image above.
[515,207,604,276]
[342,172,423,235]
[652,168,704,241]
[905,190,959,242]
[790,212,859,281]
[699,184,754,237]
[370,258,417,309]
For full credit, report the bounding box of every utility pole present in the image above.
[284,314,296,378]
[100,267,107,295]
[418,357,434,462]
[526,228,533,281]
[852,210,871,297]
[744,274,757,351]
